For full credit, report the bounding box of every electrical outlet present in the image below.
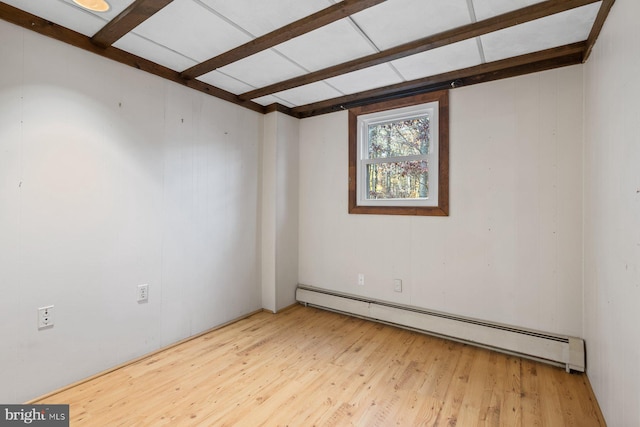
[394,279,403,293]
[358,273,365,286]
[38,305,54,329]
[137,284,149,303]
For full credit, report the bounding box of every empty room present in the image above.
[0,0,636,425]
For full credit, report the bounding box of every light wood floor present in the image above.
[35,304,606,426]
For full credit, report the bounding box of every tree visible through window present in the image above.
[348,91,449,216]
[367,116,430,200]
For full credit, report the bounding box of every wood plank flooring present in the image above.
[35,304,606,426]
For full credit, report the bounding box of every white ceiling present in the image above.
[1,0,603,110]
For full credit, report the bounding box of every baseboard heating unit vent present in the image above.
[296,285,585,372]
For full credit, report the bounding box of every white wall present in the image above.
[261,112,299,312]
[0,21,262,403]
[274,113,299,311]
[299,66,584,337]
[261,114,277,311]
[583,0,640,425]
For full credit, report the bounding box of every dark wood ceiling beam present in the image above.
[583,0,615,61]
[290,42,587,118]
[264,103,295,116]
[91,0,174,48]
[180,0,387,80]
[0,3,264,114]
[239,0,599,101]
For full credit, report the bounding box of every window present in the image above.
[348,91,449,216]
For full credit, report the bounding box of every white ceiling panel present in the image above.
[482,3,601,63]
[325,64,403,95]
[275,19,377,72]
[114,33,198,72]
[131,0,252,62]
[351,0,472,50]
[252,95,295,108]
[198,0,332,37]
[2,0,613,114]
[272,82,343,107]
[392,38,482,81]
[196,71,255,95]
[2,0,108,37]
[472,0,545,21]
[218,50,306,88]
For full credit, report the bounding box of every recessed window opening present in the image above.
[348,91,449,216]
[358,104,438,207]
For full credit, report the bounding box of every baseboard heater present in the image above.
[296,285,585,372]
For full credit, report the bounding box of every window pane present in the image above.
[366,161,429,199]
[367,115,430,159]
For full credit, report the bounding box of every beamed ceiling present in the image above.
[0,0,614,118]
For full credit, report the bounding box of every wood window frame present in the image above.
[348,90,449,216]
